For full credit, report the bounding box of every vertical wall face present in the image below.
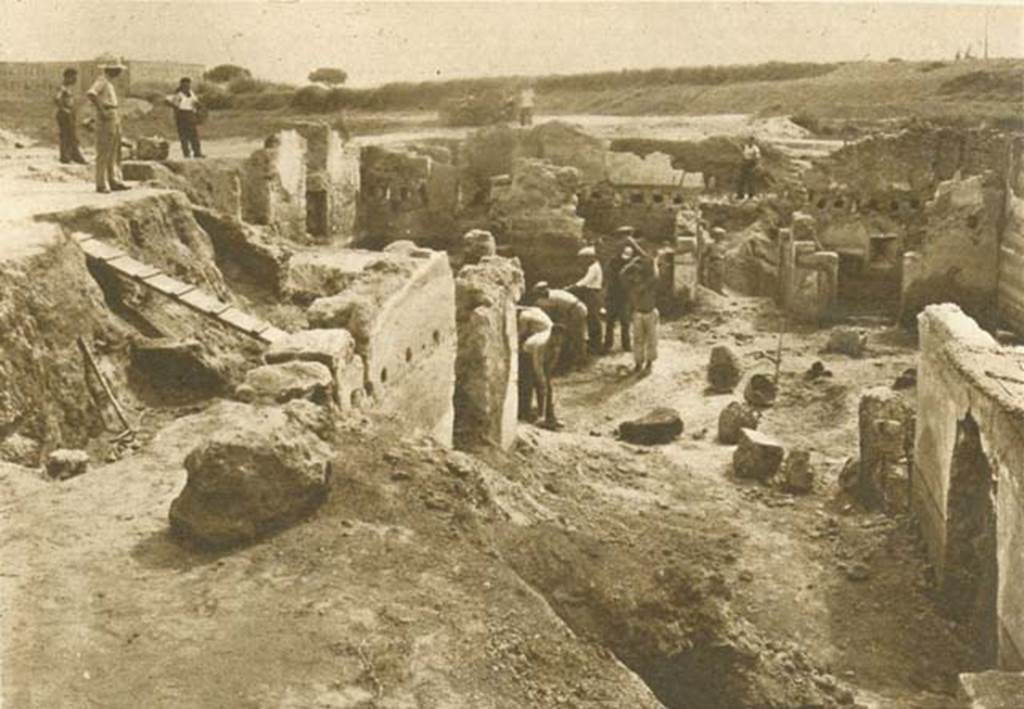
[453,257,525,450]
[913,305,1024,670]
[998,139,1024,333]
[241,130,307,240]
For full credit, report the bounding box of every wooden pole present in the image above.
[77,336,134,435]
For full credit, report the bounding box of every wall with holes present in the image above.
[578,182,702,241]
[914,304,1024,670]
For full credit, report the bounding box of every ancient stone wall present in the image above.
[901,172,1004,325]
[914,304,1024,670]
[303,244,457,445]
[241,130,307,241]
[490,158,585,287]
[997,137,1024,334]
[453,256,524,450]
[289,122,360,244]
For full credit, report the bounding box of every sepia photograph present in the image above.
[0,1,1022,706]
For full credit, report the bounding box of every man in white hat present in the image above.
[86,55,130,193]
[569,245,604,355]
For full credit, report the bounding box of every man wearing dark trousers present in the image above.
[604,241,635,353]
[55,68,87,165]
[167,77,204,158]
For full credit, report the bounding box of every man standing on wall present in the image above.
[620,237,660,375]
[86,55,130,194]
[518,84,535,127]
[736,135,761,200]
[167,77,204,158]
[569,246,604,355]
[54,68,87,165]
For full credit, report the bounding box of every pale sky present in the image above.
[1,1,1021,87]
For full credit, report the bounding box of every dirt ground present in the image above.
[0,284,982,708]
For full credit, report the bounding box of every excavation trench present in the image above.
[498,522,846,709]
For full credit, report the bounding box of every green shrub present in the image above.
[292,85,332,112]
[196,82,234,110]
[128,80,176,103]
[204,64,252,83]
[233,91,292,111]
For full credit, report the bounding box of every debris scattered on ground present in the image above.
[780,449,814,493]
[825,327,868,357]
[45,448,90,480]
[733,427,785,482]
[708,344,743,392]
[618,407,684,445]
[892,367,917,389]
[744,373,777,407]
[718,401,760,444]
[805,360,833,380]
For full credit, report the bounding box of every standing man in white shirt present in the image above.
[569,246,604,355]
[518,84,535,127]
[86,55,130,193]
[167,77,204,159]
[736,135,761,200]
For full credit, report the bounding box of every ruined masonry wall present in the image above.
[241,130,307,241]
[997,139,1024,334]
[914,304,1024,670]
[366,246,457,445]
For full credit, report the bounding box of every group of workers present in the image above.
[516,227,661,429]
[54,55,204,194]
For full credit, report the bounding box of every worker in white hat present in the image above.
[86,54,130,193]
[569,245,604,355]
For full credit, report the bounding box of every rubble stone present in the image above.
[781,449,814,493]
[959,670,1024,709]
[825,327,867,357]
[619,407,684,445]
[241,361,334,405]
[135,136,169,161]
[708,345,743,392]
[854,388,915,511]
[45,449,89,480]
[733,428,784,482]
[718,401,759,444]
[265,328,363,408]
[462,229,497,266]
[744,373,777,407]
[169,402,332,548]
[0,433,41,467]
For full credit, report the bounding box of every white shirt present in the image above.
[743,144,761,162]
[169,90,198,111]
[520,88,535,109]
[575,260,603,290]
[86,76,118,108]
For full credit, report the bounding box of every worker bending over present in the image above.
[532,282,588,372]
[516,306,564,430]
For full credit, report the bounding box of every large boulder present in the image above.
[619,407,684,445]
[733,428,784,482]
[708,345,742,392]
[854,387,915,511]
[718,401,759,444]
[825,327,867,357]
[239,361,334,405]
[169,402,333,548]
[781,449,814,493]
[462,229,497,266]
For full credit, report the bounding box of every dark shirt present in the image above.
[621,256,659,313]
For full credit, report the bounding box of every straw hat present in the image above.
[96,53,126,70]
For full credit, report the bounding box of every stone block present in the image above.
[781,449,814,493]
[218,307,270,337]
[179,288,232,316]
[241,361,334,405]
[265,328,362,407]
[619,408,684,445]
[958,671,1024,709]
[143,273,195,298]
[718,401,759,444]
[733,428,784,482]
[744,373,777,408]
[708,345,742,392]
[106,254,160,280]
[135,136,169,161]
[79,239,125,262]
[825,327,867,357]
[45,449,89,480]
